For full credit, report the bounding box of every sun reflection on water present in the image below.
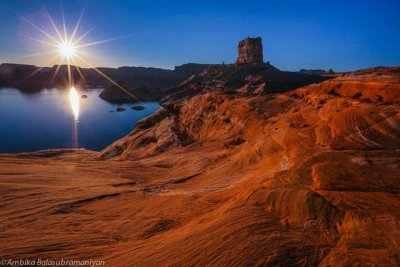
[69,86,80,122]
[69,86,80,148]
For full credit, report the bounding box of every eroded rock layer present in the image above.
[0,67,399,266]
[237,37,263,64]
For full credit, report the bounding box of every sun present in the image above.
[19,7,141,102]
[57,40,77,59]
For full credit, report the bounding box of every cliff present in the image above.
[236,37,263,64]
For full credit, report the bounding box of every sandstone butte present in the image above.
[1,53,400,265]
[237,37,263,64]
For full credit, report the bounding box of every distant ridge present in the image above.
[0,62,211,92]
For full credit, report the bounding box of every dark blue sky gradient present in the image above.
[0,0,399,71]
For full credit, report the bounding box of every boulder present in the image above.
[131,105,145,110]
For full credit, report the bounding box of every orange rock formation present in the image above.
[1,66,399,266]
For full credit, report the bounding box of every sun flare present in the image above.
[57,40,77,59]
[19,7,140,102]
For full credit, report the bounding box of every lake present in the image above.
[0,87,160,153]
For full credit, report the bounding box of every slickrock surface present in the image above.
[1,67,399,266]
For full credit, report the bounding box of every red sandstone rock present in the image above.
[236,37,264,64]
[1,67,400,266]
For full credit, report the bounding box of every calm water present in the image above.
[0,88,160,153]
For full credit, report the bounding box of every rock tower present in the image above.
[236,37,263,64]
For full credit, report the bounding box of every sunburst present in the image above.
[17,6,140,102]
[57,40,77,59]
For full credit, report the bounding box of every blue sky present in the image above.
[0,0,399,71]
